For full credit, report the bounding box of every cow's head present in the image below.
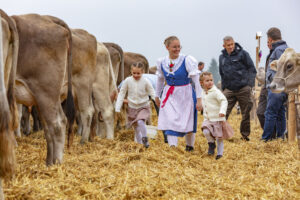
[269,48,300,93]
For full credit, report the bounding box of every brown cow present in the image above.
[12,14,75,166]
[124,52,149,79]
[91,42,116,139]
[0,9,18,200]
[103,42,124,86]
[69,29,97,144]
[149,66,157,74]
[269,48,300,93]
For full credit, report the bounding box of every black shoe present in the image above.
[241,135,250,141]
[142,137,149,148]
[185,145,194,152]
[208,142,216,155]
[216,155,223,160]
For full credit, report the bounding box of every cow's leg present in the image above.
[76,112,82,136]
[15,104,22,137]
[93,87,114,140]
[76,91,94,144]
[32,106,41,132]
[39,102,66,165]
[0,178,3,200]
[22,106,31,136]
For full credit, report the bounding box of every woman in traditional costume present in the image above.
[155,36,202,150]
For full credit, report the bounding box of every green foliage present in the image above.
[207,58,221,84]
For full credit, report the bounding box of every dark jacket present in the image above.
[219,43,257,91]
[265,40,288,87]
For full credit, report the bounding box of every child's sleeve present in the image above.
[146,79,156,100]
[115,79,128,112]
[216,89,228,115]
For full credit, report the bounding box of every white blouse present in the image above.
[155,54,202,98]
[115,76,156,112]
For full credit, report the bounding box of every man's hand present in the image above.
[219,113,225,117]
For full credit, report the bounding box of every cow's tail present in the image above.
[0,9,16,179]
[45,16,75,142]
[0,9,19,132]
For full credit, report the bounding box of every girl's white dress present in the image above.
[156,54,202,136]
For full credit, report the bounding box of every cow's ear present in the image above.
[297,53,300,65]
[270,60,278,71]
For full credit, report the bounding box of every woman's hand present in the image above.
[123,99,128,104]
[219,113,225,117]
[196,98,202,111]
[155,97,160,108]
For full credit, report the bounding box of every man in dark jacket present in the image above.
[261,27,288,141]
[219,36,257,141]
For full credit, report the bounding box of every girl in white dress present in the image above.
[155,36,202,150]
[115,63,156,148]
[200,72,228,159]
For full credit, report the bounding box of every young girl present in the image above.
[155,36,202,150]
[200,72,228,159]
[115,62,156,148]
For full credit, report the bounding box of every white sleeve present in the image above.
[115,78,128,112]
[185,55,200,78]
[185,55,202,98]
[191,75,202,98]
[145,79,156,100]
[216,89,228,114]
[155,59,165,98]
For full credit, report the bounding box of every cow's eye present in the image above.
[286,64,293,71]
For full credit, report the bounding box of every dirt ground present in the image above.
[3,109,300,200]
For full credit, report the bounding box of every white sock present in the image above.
[203,129,215,143]
[167,135,178,147]
[185,133,195,147]
[134,126,142,144]
[216,139,224,155]
[136,120,147,138]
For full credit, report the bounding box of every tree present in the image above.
[207,58,221,84]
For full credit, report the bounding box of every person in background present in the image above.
[219,36,257,141]
[155,36,202,151]
[200,72,228,160]
[256,40,272,130]
[261,27,288,142]
[198,61,205,72]
[115,62,156,148]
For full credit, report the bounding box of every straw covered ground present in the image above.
[3,108,300,200]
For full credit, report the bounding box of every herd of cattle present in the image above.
[0,8,299,199]
[0,9,158,199]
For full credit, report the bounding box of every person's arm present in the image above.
[155,59,165,107]
[243,51,257,88]
[266,48,285,86]
[186,56,202,110]
[115,79,128,112]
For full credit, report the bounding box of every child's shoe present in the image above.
[142,137,149,148]
[185,145,194,152]
[208,142,216,155]
[216,155,223,160]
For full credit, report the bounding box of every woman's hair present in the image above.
[131,62,145,70]
[200,71,213,82]
[164,36,179,47]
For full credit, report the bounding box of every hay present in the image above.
[3,108,300,200]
